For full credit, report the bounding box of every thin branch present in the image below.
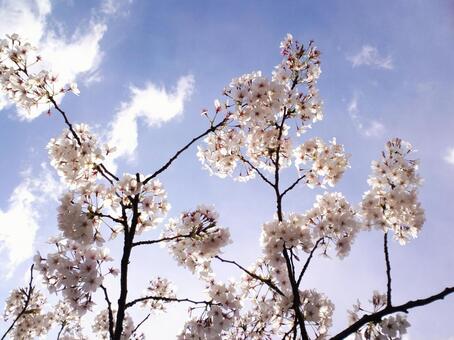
[93,212,124,225]
[132,233,192,247]
[99,163,119,181]
[330,286,454,340]
[100,284,114,340]
[296,238,324,286]
[1,265,35,340]
[280,175,306,199]
[132,313,151,335]
[239,156,275,188]
[215,256,284,296]
[384,232,392,307]
[126,296,214,309]
[56,322,66,340]
[143,117,229,185]
[48,97,81,146]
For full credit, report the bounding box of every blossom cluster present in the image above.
[48,124,110,186]
[163,205,231,277]
[349,291,410,339]
[0,33,78,112]
[140,277,176,312]
[117,175,170,234]
[293,137,349,188]
[198,34,333,184]
[230,285,334,339]
[34,239,113,314]
[361,138,425,244]
[178,281,241,340]
[3,288,53,339]
[305,192,359,258]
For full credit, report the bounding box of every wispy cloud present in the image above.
[348,94,385,137]
[348,45,393,70]
[444,147,454,165]
[0,165,62,277]
[107,75,195,170]
[0,0,109,119]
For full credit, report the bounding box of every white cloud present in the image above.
[101,0,133,15]
[348,94,385,138]
[107,75,195,170]
[444,147,454,165]
[348,45,393,70]
[0,0,108,119]
[0,165,62,277]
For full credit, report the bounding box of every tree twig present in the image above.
[215,256,284,296]
[296,238,324,286]
[126,296,214,309]
[1,265,35,340]
[330,286,454,340]
[143,117,229,185]
[100,284,114,340]
[280,175,306,199]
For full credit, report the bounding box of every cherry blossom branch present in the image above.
[272,108,310,340]
[93,212,124,225]
[132,313,150,335]
[239,156,275,188]
[280,175,306,199]
[114,186,140,339]
[125,296,214,309]
[1,265,34,340]
[330,286,454,340]
[48,97,119,186]
[143,117,229,185]
[215,256,284,296]
[384,232,392,307]
[56,322,66,340]
[283,247,310,340]
[99,163,119,181]
[296,238,324,286]
[132,233,192,247]
[48,97,82,146]
[100,284,114,340]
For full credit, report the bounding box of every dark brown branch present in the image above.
[48,97,81,146]
[99,163,119,181]
[280,175,306,199]
[113,187,140,340]
[132,313,151,335]
[330,286,454,340]
[143,117,229,185]
[239,156,275,188]
[215,256,284,296]
[296,238,324,286]
[56,322,66,340]
[384,232,392,307]
[100,284,114,340]
[283,247,309,340]
[1,265,34,340]
[126,296,214,309]
[48,97,119,186]
[132,233,192,247]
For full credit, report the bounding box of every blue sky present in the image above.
[0,0,453,338]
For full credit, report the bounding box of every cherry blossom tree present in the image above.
[1,32,453,340]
